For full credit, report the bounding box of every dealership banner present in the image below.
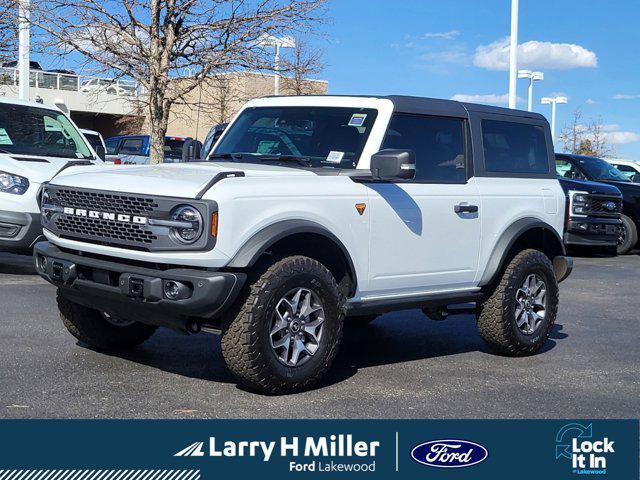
[0,420,637,479]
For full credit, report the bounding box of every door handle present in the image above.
[454,204,479,214]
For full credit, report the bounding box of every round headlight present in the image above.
[170,205,203,244]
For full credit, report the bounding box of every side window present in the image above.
[482,120,549,175]
[381,114,466,182]
[555,157,586,180]
[613,164,636,179]
[119,138,144,155]
[105,138,119,155]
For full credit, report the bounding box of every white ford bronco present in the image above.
[35,95,573,394]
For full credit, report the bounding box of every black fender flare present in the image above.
[226,219,359,288]
[478,217,566,286]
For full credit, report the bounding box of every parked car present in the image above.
[35,95,572,394]
[556,177,623,253]
[105,135,192,164]
[556,153,640,254]
[606,158,640,183]
[0,97,102,254]
[200,123,228,160]
[79,129,106,161]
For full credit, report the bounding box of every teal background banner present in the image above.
[0,420,637,479]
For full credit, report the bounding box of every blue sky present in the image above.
[321,0,640,159]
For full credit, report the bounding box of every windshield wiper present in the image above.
[0,148,12,154]
[256,155,312,167]
[209,152,244,161]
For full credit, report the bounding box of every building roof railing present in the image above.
[0,67,143,97]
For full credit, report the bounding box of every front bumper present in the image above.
[0,211,43,254]
[564,217,622,247]
[34,241,246,331]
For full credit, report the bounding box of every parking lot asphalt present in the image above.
[0,251,638,419]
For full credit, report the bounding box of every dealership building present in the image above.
[0,67,328,140]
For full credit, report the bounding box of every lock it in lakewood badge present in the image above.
[555,423,616,475]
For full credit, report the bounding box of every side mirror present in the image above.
[370,149,416,180]
[95,144,106,161]
[182,139,203,162]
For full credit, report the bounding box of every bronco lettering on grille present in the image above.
[62,207,148,225]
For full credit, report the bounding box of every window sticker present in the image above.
[348,113,367,127]
[44,116,63,132]
[0,128,12,145]
[257,140,279,154]
[326,151,344,163]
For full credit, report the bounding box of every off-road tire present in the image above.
[477,249,559,356]
[346,314,378,326]
[617,214,638,255]
[221,256,345,394]
[57,290,157,350]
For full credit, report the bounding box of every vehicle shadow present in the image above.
[97,310,565,393]
[323,312,563,387]
[0,253,38,275]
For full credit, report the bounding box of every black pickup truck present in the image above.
[556,154,640,254]
[556,171,623,254]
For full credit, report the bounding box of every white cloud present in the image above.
[450,93,525,106]
[421,30,460,40]
[473,37,598,71]
[603,131,640,145]
[613,94,640,100]
[585,98,596,105]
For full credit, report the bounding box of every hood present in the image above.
[50,161,316,198]
[0,153,101,184]
[557,177,622,196]
[593,179,640,194]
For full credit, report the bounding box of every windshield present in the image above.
[83,133,102,150]
[575,155,630,182]
[212,106,378,168]
[164,138,187,159]
[0,103,93,159]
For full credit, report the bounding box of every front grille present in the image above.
[586,194,622,218]
[55,216,158,245]
[42,185,215,252]
[52,188,159,215]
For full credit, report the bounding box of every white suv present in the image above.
[0,98,102,254]
[34,95,572,394]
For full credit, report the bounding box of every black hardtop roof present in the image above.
[260,94,547,122]
[384,95,547,121]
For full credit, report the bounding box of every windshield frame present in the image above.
[0,102,94,160]
[210,99,393,170]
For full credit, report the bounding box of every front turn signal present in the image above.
[211,211,219,237]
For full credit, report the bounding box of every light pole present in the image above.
[518,70,544,112]
[17,0,30,101]
[257,34,296,95]
[541,96,568,142]
[508,0,519,109]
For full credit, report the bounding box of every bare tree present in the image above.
[28,0,326,163]
[280,36,324,95]
[559,109,613,158]
[0,0,17,64]
[559,109,585,154]
[587,116,613,158]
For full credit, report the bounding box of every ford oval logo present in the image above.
[411,439,488,468]
[603,201,617,211]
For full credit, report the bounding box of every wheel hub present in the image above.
[270,287,325,367]
[514,273,547,335]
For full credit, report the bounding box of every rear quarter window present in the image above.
[481,120,549,175]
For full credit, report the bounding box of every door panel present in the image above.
[365,178,481,296]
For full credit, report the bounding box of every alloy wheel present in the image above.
[514,273,547,335]
[270,287,325,367]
